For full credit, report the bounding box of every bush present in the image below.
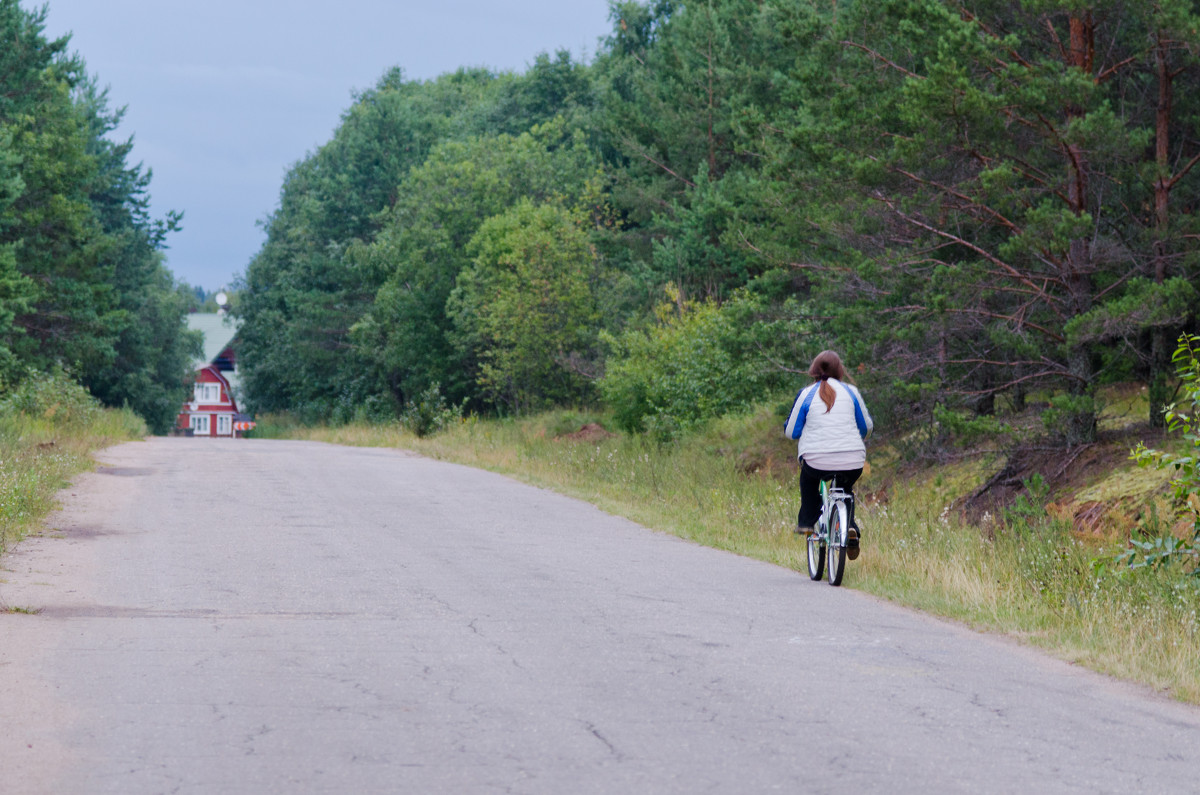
[1127,334,1200,578]
[599,289,787,440]
[401,383,464,437]
[0,370,100,427]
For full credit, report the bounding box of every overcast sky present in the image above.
[38,0,615,291]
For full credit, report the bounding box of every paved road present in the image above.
[1,438,1198,794]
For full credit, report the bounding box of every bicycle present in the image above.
[806,479,855,586]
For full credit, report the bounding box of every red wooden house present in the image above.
[175,312,252,437]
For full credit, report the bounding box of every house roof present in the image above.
[187,312,243,404]
[187,312,240,367]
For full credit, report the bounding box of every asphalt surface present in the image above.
[1,437,1198,794]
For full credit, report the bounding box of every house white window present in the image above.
[190,414,210,435]
[216,414,232,436]
[194,383,221,403]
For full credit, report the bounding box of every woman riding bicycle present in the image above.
[784,350,873,557]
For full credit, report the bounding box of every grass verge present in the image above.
[0,373,147,557]
[255,407,1200,704]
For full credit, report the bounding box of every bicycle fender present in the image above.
[834,501,849,548]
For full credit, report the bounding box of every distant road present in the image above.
[2,438,1198,794]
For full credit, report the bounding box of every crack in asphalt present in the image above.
[581,722,623,760]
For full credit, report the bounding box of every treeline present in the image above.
[0,1,197,434]
[238,0,1200,445]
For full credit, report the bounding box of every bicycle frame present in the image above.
[807,478,851,585]
[817,480,849,548]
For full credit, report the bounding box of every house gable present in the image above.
[175,312,247,437]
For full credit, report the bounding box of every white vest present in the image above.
[784,379,873,467]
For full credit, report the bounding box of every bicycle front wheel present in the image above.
[806,532,825,581]
[827,506,846,586]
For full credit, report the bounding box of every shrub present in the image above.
[401,383,463,438]
[1127,334,1200,578]
[599,289,786,439]
[0,370,99,427]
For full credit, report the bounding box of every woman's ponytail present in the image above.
[818,378,836,412]
[807,350,850,413]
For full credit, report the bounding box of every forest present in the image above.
[236,0,1200,451]
[3,0,1199,448]
[0,0,197,434]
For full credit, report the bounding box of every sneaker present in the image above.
[794,525,815,536]
[845,527,860,560]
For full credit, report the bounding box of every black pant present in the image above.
[797,460,862,529]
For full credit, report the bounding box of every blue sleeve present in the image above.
[784,385,817,440]
[846,385,872,440]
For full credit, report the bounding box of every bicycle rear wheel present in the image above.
[806,533,825,581]
[827,506,846,586]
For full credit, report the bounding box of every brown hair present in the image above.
[808,350,849,413]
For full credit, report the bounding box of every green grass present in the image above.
[257,406,1200,704]
[0,374,147,556]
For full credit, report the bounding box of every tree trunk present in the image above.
[1149,31,1175,428]
[1062,12,1097,443]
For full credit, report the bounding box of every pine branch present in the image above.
[839,41,923,80]
[874,193,1064,312]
